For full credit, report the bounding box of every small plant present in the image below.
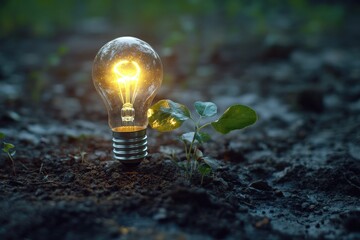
[148,100,257,183]
[0,132,16,175]
[69,134,89,163]
[79,150,87,163]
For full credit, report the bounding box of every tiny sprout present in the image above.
[148,100,257,184]
[1,133,16,175]
[80,151,87,163]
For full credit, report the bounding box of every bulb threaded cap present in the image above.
[112,129,147,166]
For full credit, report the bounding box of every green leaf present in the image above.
[195,149,203,160]
[3,142,15,153]
[194,132,203,143]
[148,99,190,132]
[197,132,211,143]
[211,105,257,134]
[194,101,217,117]
[180,132,196,144]
[198,163,212,176]
[0,132,5,139]
[160,100,190,121]
[180,131,211,145]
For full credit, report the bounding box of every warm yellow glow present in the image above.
[169,118,177,126]
[112,126,145,132]
[152,120,160,129]
[112,60,141,105]
[147,109,154,118]
[113,60,141,83]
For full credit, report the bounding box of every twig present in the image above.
[39,163,44,175]
[239,200,255,208]
[19,161,28,170]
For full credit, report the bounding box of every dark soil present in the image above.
[1,16,360,240]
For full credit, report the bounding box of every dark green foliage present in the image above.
[0,0,345,37]
[212,105,257,134]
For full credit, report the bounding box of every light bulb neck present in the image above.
[112,129,147,166]
[121,103,135,124]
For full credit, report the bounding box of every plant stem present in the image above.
[183,116,212,180]
[198,122,211,131]
[189,122,210,161]
[187,125,198,170]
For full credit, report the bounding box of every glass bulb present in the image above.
[92,36,163,166]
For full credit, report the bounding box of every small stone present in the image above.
[255,217,271,229]
[111,172,120,179]
[153,208,167,221]
[6,111,21,122]
[164,159,172,164]
[301,202,310,209]
[34,188,44,196]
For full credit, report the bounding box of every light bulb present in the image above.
[92,36,163,166]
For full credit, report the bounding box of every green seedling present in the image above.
[69,134,90,163]
[1,132,16,175]
[148,100,257,183]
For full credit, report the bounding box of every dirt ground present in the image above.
[1,14,360,240]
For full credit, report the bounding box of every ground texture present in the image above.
[1,18,360,240]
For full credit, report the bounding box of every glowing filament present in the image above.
[113,60,141,125]
[113,60,141,104]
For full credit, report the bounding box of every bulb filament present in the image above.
[113,60,141,125]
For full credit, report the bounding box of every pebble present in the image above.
[111,172,120,179]
[35,188,44,196]
[255,217,271,229]
[301,202,310,209]
[153,208,167,221]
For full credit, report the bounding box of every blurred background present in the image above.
[1,2,360,239]
[0,0,359,136]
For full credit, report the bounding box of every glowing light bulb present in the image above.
[92,37,163,166]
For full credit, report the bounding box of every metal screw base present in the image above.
[112,129,147,166]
